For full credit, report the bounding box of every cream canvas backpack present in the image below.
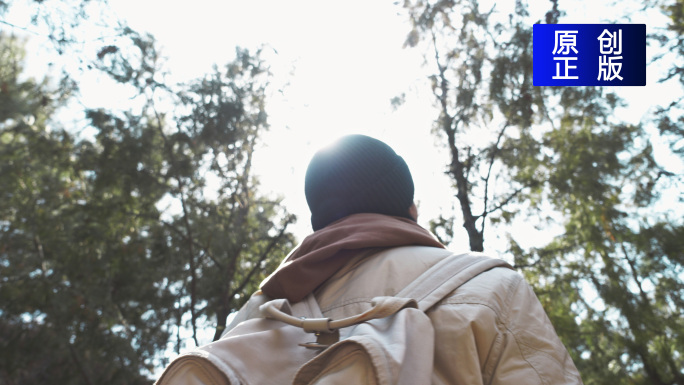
[156,253,510,385]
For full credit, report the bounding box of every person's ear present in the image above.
[408,202,418,221]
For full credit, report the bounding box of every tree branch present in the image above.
[484,185,526,216]
[431,27,483,252]
[68,342,94,385]
[161,219,224,270]
[480,121,510,235]
[149,95,200,347]
[212,215,294,341]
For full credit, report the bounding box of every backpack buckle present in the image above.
[299,329,340,349]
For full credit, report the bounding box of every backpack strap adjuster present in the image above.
[299,329,340,349]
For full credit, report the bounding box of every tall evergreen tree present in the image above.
[0,26,294,384]
[402,0,683,383]
[652,0,684,156]
[403,0,545,251]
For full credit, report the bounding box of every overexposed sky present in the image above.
[105,0,461,242]
[106,0,680,246]
[6,0,682,249]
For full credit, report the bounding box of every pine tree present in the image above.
[0,27,294,384]
[402,0,683,383]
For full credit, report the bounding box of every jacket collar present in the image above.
[260,213,445,302]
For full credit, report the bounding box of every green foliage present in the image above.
[0,27,294,384]
[1,32,166,384]
[403,0,683,384]
[650,0,684,156]
[516,105,683,383]
[403,0,551,251]
[0,0,112,54]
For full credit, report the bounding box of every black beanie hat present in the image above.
[305,135,415,231]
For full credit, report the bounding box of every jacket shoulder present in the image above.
[314,246,513,319]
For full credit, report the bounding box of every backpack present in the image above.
[155,253,510,385]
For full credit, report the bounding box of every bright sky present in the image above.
[6,0,682,248]
[103,0,462,244]
[106,0,681,246]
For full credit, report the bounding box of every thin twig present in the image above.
[480,121,510,235]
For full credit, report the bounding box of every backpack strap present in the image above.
[261,252,512,333]
[396,252,513,311]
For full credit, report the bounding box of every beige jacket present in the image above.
[227,245,583,385]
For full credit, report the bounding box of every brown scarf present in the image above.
[260,213,445,302]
